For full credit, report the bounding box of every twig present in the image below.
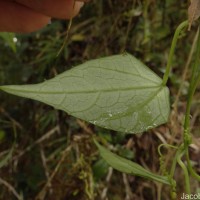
[76,119,94,135]
[0,177,23,200]
[0,107,23,130]
[36,145,72,200]
[154,131,167,144]
[101,167,113,200]
[123,173,134,200]
[39,145,52,194]
[13,125,59,161]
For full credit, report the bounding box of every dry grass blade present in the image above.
[13,126,59,161]
[36,145,72,200]
[188,0,200,30]
[0,177,22,200]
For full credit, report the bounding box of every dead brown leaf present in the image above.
[188,0,200,30]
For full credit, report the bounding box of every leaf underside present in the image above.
[94,140,170,185]
[0,53,170,133]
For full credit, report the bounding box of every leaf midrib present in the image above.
[0,85,162,95]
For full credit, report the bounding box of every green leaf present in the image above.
[0,32,17,53]
[92,158,109,181]
[118,146,135,160]
[0,53,170,133]
[94,140,170,185]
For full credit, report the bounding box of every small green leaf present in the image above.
[94,140,170,185]
[97,131,112,143]
[0,32,17,53]
[118,146,135,160]
[0,53,170,133]
[92,158,109,181]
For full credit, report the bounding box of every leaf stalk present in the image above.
[162,20,189,86]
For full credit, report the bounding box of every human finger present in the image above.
[15,0,84,19]
[0,1,50,33]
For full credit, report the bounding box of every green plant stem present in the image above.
[184,73,200,134]
[186,148,200,181]
[169,145,183,178]
[184,71,200,181]
[158,144,178,156]
[177,150,191,195]
[183,26,200,182]
[184,27,200,135]
[158,144,178,177]
[162,20,188,86]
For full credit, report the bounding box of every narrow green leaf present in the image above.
[0,146,14,168]
[0,53,170,133]
[94,140,170,185]
[0,130,6,141]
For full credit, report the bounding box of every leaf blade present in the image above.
[94,140,170,185]
[0,53,170,133]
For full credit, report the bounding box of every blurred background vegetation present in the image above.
[0,0,199,199]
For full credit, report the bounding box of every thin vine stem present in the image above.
[183,25,200,182]
[56,18,73,57]
[169,145,183,179]
[56,0,76,56]
[158,143,178,176]
[158,144,178,157]
[184,27,200,135]
[177,150,191,195]
[184,73,200,134]
[162,20,189,86]
[186,148,200,181]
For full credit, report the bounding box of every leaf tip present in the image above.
[0,85,12,92]
[0,86,6,91]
